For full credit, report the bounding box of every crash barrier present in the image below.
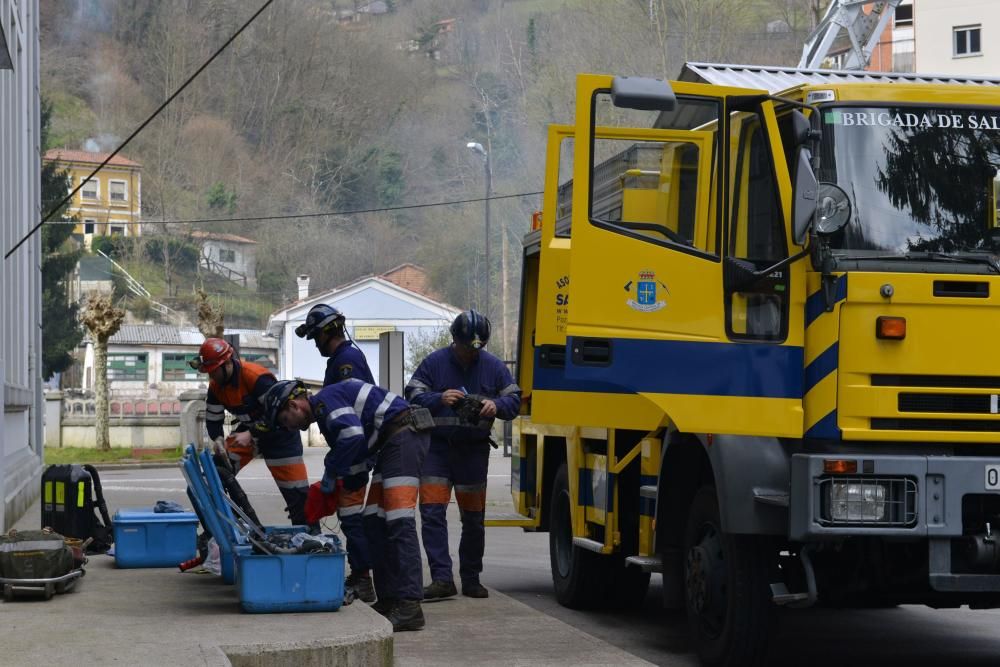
[181,445,345,612]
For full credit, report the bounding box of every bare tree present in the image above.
[196,288,225,339]
[81,292,126,451]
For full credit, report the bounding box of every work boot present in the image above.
[387,599,425,632]
[462,581,489,598]
[345,571,377,603]
[422,579,458,600]
[371,597,396,617]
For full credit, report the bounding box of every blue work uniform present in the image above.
[205,359,308,525]
[322,340,376,577]
[404,346,520,586]
[324,340,375,386]
[310,380,429,602]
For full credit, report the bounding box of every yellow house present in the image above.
[43,149,142,244]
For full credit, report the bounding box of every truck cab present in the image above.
[512,65,1000,666]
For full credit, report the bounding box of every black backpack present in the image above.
[41,464,114,554]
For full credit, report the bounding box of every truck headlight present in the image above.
[829,481,887,522]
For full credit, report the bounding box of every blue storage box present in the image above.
[113,508,198,568]
[237,551,345,613]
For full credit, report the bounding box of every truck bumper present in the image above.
[790,453,1000,592]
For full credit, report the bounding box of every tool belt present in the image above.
[378,407,434,446]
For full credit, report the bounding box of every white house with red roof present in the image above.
[266,265,461,386]
[191,230,258,289]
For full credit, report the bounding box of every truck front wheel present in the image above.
[549,463,608,608]
[683,486,776,667]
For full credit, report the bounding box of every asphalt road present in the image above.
[93,449,1000,666]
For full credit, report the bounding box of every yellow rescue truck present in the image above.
[505,64,1000,666]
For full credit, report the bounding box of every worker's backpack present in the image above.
[40,464,114,554]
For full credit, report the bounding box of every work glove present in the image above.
[304,481,340,525]
[212,436,227,456]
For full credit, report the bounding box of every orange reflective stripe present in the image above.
[455,489,486,513]
[339,487,367,508]
[419,483,451,505]
[383,485,418,512]
[366,482,383,508]
[266,462,308,483]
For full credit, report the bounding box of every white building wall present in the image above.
[0,0,43,531]
[915,0,1000,75]
[202,239,257,289]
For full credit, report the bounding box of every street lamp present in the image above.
[467,142,492,323]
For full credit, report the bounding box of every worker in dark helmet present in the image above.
[196,338,309,526]
[295,303,376,603]
[296,303,375,386]
[261,378,432,632]
[405,310,521,600]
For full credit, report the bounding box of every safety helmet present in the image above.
[261,379,306,428]
[450,310,491,349]
[295,304,345,340]
[190,338,233,373]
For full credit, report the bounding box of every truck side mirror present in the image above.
[789,110,818,147]
[611,76,676,112]
[792,148,818,245]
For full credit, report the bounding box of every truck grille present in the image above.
[872,418,1000,432]
[873,374,1000,389]
[898,393,994,414]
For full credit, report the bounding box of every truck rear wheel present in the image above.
[549,463,609,608]
[683,486,775,667]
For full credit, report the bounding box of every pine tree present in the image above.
[40,98,84,381]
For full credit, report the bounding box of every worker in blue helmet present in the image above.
[296,303,377,604]
[261,378,431,632]
[405,310,521,600]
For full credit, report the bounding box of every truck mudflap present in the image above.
[790,453,1000,591]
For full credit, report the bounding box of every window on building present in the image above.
[242,352,275,369]
[81,177,99,200]
[109,224,126,236]
[83,219,96,235]
[954,25,982,57]
[894,4,913,27]
[107,353,148,381]
[162,352,202,381]
[218,248,236,263]
[109,180,127,202]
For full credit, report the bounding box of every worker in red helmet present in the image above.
[193,338,309,526]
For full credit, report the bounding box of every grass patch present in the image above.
[44,446,183,465]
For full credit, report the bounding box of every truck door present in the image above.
[560,74,804,437]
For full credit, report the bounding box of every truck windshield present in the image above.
[819,106,1000,256]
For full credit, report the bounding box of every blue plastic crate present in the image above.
[237,550,345,613]
[113,508,198,568]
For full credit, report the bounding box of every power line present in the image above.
[49,191,544,226]
[5,0,275,261]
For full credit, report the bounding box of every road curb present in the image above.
[220,631,394,667]
[81,461,182,470]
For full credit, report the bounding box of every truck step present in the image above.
[770,582,810,605]
[484,511,537,528]
[625,555,662,572]
[753,489,790,507]
[639,485,657,499]
[572,537,609,554]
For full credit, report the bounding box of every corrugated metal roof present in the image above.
[105,325,276,349]
[679,62,1000,94]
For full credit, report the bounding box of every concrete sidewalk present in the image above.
[1,451,652,666]
[5,481,391,667]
